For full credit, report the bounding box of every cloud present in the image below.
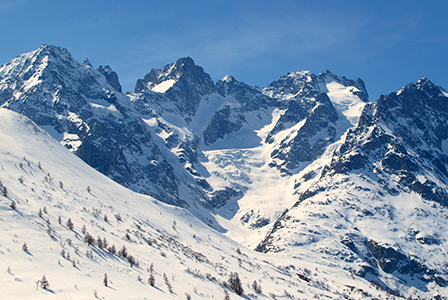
[0,0,25,11]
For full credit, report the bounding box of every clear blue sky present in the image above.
[1,0,447,100]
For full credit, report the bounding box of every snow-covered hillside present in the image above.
[1,45,448,299]
[0,108,397,299]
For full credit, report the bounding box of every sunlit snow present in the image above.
[151,79,176,93]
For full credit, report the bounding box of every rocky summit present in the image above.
[1,45,448,298]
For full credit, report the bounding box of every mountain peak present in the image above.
[220,75,235,83]
[133,57,215,116]
[394,78,447,103]
[135,56,209,94]
[97,65,122,93]
[38,44,68,54]
[415,77,444,96]
[82,58,93,68]
[33,44,72,63]
[175,56,195,67]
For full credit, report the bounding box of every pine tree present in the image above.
[224,290,230,300]
[228,272,243,295]
[108,244,116,255]
[22,242,28,252]
[40,275,49,289]
[252,280,262,294]
[84,232,95,246]
[118,245,127,258]
[103,273,108,287]
[163,273,173,294]
[1,186,7,197]
[66,218,74,230]
[148,273,155,286]
[97,236,103,249]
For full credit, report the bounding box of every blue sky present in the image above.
[1,0,447,100]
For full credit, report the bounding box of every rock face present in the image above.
[330,78,448,204]
[134,57,215,116]
[262,70,368,174]
[255,77,448,293]
[0,45,180,205]
[97,65,122,93]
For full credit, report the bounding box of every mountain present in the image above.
[0,107,396,299]
[255,78,448,295]
[1,45,448,298]
[0,45,183,208]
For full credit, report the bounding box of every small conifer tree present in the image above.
[252,280,262,294]
[148,273,155,286]
[1,186,7,197]
[66,218,74,230]
[40,275,49,289]
[224,290,230,300]
[108,244,116,255]
[163,273,173,294]
[228,272,243,295]
[118,245,127,258]
[128,255,136,267]
[97,236,103,249]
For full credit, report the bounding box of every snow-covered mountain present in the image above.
[0,108,399,299]
[255,78,448,296]
[1,45,448,298]
[0,45,181,207]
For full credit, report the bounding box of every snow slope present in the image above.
[0,108,396,299]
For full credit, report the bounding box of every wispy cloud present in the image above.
[0,0,25,11]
